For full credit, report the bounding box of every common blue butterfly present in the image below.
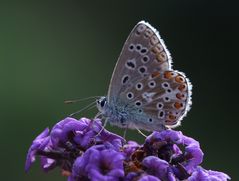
[96,21,192,132]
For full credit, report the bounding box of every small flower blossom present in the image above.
[70,145,125,181]
[188,167,231,181]
[25,128,50,172]
[25,117,125,174]
[25,117,230,181]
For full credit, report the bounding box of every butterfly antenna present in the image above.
[69,101,96,117]
[64,96,100,104]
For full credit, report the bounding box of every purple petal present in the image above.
[40,156,56,172]
[51,117,91,146]
[139,175,162,181]
[184,144,204,173]
[25,128,50,172]
[123,141,140,159]
[188,167,231,181]
[142,156,169,179]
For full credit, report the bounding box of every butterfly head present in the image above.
[96,96,108,114]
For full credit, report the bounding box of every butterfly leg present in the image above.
[123,126,129,139]
[95,118,108,137]
[135,126,148,138]
[94,112,102,119]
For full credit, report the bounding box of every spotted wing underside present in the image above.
[107,21,192,131]
[107,21,172,101]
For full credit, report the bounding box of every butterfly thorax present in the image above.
[96,96,133,128]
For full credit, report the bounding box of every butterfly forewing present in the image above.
[107,21,172,102]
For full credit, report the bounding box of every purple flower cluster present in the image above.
[25,117,230,181]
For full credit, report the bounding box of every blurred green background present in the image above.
[0,0,238,180]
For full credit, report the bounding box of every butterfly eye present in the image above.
[100,101,105,107]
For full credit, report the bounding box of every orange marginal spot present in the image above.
[168,114,176,120]
[176,93,185,100]
[178,84,187,92]
[174,102,183,109]
[175,76,185,83]
[151,71,161,78]
[164,71,174,79]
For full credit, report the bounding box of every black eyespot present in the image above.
[135,101,142,106]
[136,83,142,90]
[140,48,147,54]
[157,103,163,109]
[149,81,155,87]
[148,118,153,122]
[127,92,134,99]
[126,61,135,69]
[122,75,129,84]
[142,56,149,63]
[167,89,171,93]
[165,97,169,101]
[162,82,169,88]
[129,44,134,50]
[159,111,164,118]
[136,45,141,50]
[138,109,142,113]
[139,66,146,73]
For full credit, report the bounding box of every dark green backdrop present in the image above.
[1,0,238,180]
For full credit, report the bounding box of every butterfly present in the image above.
[96,21,192,132]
